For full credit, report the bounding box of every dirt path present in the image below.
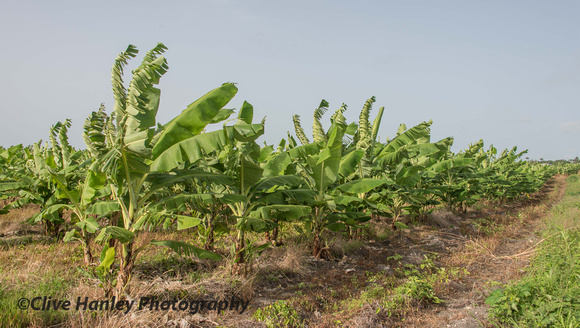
[406,175,567,328]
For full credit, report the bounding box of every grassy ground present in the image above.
[486,174,580,327]
[0,176,570,327]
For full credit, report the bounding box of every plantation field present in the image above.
[1,43,580,327]
[0,175,570,327]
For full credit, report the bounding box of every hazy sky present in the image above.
[1,0,578,160]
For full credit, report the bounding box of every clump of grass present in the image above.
[342,239,365,254]
[253,300,302,328]
[0,275,72,326]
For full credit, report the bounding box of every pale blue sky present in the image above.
[1,0,578,159]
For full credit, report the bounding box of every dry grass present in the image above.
[0,204,40,236]
[0,236,78,287]
[0,208,258,327]
[272,244,309,275]
[424,208,462,228]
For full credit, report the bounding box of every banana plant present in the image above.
[340,119,451,226]
[224,154,302,274]
[291,108,375,258]
[88,43,263,295]
[44,164,117,266]
[151,188,236,251]
[291,99,399,251]
[424,141,483,211]
[193,104,305,274]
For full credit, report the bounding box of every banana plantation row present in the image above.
[1,44,577,296]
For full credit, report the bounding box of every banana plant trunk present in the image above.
[82,232,93,266]
[311,207,329,259]
[83,247,93,267]
[116,242,134,296]
[233,230,246,275]
[265,220,279,245]
[203,212,217,251]
[203,225,215,251]
[312,232,323,258]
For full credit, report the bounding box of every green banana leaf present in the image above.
[252,175,302,193]
[375,120,433,165]
[0,181,27,192]
[86,201,120,215]
[175,215,202,230]
[152,83,238,158]
[95,226,134,244]
[262,152,291,177]
[339,149,364,178]
[151,240,221,260]
[337,178,391,194]
[428,157,473,173]
[149,123,264,172]
[252,205,311,222]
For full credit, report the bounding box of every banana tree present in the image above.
[188,104,305,274]
[44,164,117,266]
[89,43,263,295]
[425,148,478,212]
[150,187,238,250]
[339,119,451,226]
[291,108,376,258]
[224,155,302,274]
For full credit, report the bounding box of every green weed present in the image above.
[253,300,302,328]
[0,276,71,327]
